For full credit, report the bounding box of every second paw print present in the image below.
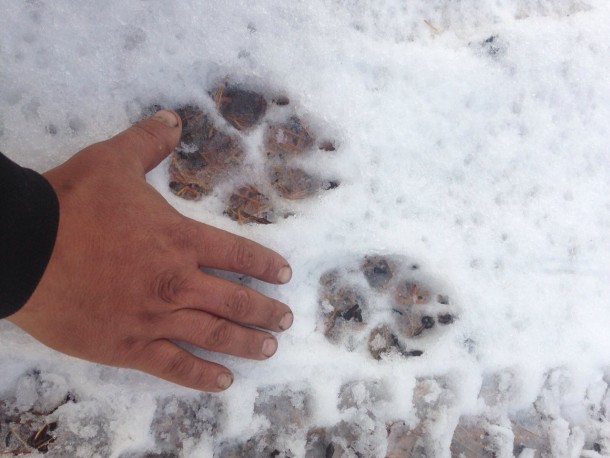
[318,254,458,359]
[156,81,340,224]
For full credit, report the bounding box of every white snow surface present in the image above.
[1,0,610,456]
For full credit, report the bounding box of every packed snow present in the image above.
[1,0,610,456]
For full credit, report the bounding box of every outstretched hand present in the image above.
[8,110,293,392]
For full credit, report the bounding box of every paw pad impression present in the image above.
[156,81,340,224]
[318,254,457,359]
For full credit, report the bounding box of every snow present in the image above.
[1,0,610,456]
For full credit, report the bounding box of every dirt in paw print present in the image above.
[169,105,244,200]
[154,80,340,224]
[318,254,457,359]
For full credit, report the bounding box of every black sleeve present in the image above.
[0,152,59,318]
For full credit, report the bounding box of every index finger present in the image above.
[190,220,292,284]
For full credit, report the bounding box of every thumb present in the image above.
[103,110,182,174]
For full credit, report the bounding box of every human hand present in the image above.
[7,110,293,392]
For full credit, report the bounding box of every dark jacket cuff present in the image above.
[0,153,59,318]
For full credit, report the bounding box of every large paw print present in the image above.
[318,254,457,359]
[159,81,339,224]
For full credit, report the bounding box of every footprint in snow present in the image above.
[148,80,339,224]
[317,253,457,360]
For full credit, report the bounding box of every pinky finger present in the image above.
[134,339,233,392]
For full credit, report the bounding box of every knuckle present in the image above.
[114,336,141,363]
[205,319,233,349]
[171,221,201,253]
[267,300,283,324]
[227,289,250,321]
[249,334,267,358]
[163,350,195,379]
[190,366,214,390]
[153,269,188,304]
[229,240,255,271]
[261,256,278,280]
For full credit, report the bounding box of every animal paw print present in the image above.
[161,81,339,223]
[318,254,457,359]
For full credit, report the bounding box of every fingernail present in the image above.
[217,372,233,390]
[279,312,293,331]
[262,338,278,357]
[277,266,292,284]
[152,110,179,128]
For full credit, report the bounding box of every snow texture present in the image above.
[1,0,610,456]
